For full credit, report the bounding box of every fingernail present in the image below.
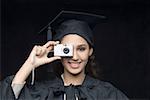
[58,57,61,59]
[56,41,60,44]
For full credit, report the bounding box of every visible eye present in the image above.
[78,47,86,51]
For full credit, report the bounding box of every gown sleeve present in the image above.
[0,75,49,100]
[11,81,26,99]
[0,75,16,100]
[0,75,61,100]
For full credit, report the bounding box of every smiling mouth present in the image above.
[68,62,81,68]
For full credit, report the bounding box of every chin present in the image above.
[68,69,84,76]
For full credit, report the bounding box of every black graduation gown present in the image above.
[0,75,129,100]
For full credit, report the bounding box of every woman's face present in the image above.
[61,34,93,75]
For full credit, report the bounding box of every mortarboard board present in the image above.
[39,10,106,47]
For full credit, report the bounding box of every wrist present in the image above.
[24,58,37,70]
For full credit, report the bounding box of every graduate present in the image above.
[0,11,129,100]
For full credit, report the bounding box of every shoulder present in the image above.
[84,76,116,91]
[0,75,14,85]
[84,75,116,90]
[84,75,129,99]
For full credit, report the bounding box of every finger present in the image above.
[37,46,49,58]
[41,47,47,56]
[46,45,54,53]
[36,46,42,56]
[43,41,60,53]
[29,45,37,64]
[30,45,38,56]
[43,41,59,48]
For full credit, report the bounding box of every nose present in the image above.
[72,50,78,61]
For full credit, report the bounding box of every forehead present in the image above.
[61,34,89,46]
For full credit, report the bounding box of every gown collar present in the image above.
[48,74,98,89]
[48,74,98,100]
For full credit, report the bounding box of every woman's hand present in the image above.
[12,41,61,84]
[27,41,61,69]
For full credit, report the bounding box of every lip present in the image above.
[68,62,81,69]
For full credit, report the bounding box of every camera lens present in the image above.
[63,48,70,54]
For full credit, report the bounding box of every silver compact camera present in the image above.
[54,44,73,57]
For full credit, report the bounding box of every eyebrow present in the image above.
[76,44,87,47]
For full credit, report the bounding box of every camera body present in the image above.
[54,44,73,57]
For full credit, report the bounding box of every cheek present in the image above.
[79,52,90,61]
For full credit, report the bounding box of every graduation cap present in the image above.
[39,10,106,47]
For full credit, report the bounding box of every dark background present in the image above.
[1,0,150,99]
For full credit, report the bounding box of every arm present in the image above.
[11,41,61,99]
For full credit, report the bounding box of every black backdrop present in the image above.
[1,0,150,99]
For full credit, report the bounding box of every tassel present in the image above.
[31,68,35,85]
[47,26,52,41]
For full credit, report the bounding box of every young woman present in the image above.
[0,11,129,100]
